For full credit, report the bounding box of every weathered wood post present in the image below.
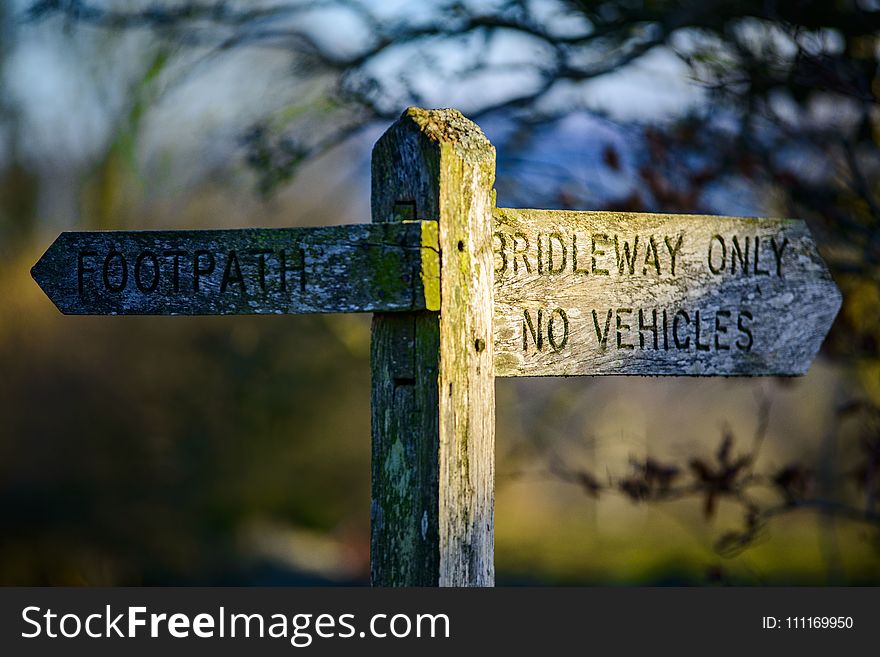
[370,108,496,586]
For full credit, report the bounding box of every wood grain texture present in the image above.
[371,107,496,586]
[31,223,438,315]
[493,208,842,377]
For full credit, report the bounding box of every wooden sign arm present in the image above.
[31,222,440,316]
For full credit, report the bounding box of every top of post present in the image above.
[396,107,495,163]
[371,108,496,224]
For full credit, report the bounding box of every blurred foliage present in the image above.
[1,0,879,584]
[82,49,170,230]
[0,280,374,583]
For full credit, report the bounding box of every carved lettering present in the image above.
[664,234,683,276]
[536,233,543,274]
[730,236,749,275]
[523,308,569,352]
[250,249,273,291]
[279,248,305,293]
[494,232,508,274]
[220,250,245,293]
[616,308,634,349]
[494,229,693,278]
[753,236,770,276]
[193,250,215,293]
[523,309,542,351]
[695,309,711,352]
[592,234,610,276]
[102,251,127,293]
[547,233,566,274]
[134,251,159,293]
[582,307,756,354]
[593,309,612,348]
[547,308,569,351]
[77,251,96,295]
[639,308,658,350]
[708,235,726,274]
[164,250,186,293]
[572,233,589,274]
[615,235,639,275]
[771,237,788,277]
[715,310,731,350]
[513,232,531,273]
[708,234,787,278]
[643,236,660,275]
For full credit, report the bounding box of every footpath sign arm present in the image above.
[31,223,440,315]
[370,108,496,586]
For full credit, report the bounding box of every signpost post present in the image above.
[31,107,842,587]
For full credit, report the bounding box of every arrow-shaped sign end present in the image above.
[800,270,844,375]
[31,234,70,315]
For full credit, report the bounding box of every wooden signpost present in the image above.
[32,107,842,587]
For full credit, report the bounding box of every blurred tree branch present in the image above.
[525,396,880,559]
[22,2,880,259]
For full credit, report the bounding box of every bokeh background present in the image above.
[1,0,879,585]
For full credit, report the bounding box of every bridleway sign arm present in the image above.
[492,207,842,377]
